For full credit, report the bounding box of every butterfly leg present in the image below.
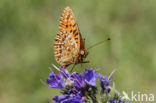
[70,64,76,73]
[82,61,90,63]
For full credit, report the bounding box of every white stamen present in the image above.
[52,64,60,71]
[108,68,117,79]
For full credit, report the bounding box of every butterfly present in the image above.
[54,7,89,68]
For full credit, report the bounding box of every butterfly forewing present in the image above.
[54,7,84,67]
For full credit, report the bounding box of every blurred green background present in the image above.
[0,0,156,103]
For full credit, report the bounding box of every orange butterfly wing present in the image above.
[54,7,85,67]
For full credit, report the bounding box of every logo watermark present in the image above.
[122,91,155,102]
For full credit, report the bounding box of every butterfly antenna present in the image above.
[87,38,111,50]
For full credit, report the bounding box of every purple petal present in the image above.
[70,73,84,88]
[53,94,84,103]
[53,95,69,102]
[84,68,98,86]
[47,72,65,89]
[60,66,70,78]
[67,96,84,103]
[99,73,110,91]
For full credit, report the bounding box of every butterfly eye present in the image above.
[81,51,85,55]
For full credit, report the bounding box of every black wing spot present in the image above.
[73,30,76,34]
[75,32,79,36]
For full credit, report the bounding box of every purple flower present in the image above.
[84,68,98,86]
[99,73,110,92]
[70,73,84,88]
[46,65,130,103]
[47,72,65,89]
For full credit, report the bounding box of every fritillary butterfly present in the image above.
[54,7,88,68]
